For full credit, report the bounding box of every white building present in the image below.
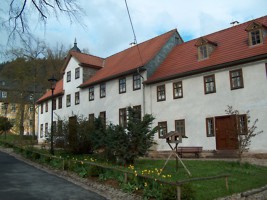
[37,16,267,154]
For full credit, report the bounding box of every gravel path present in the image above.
[1,147,266,200]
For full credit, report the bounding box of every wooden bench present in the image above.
[177,146,203,158]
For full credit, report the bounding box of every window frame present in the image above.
[75,92,80,105]
[230,69,244,90]
[250,29,263,46]
[206,118,215,137]
[75,67,80,79]
[99,111,106,126]
[119,108,127,128]
[58,96,62,109]
[133,74,141,90]
[133,105,142,121]
[204,74,216,94]
[158,121,167,138]
[67,71,71,82]
[89,87,94,101]
[238,114,248,135]
[175,119,185,137]
[157,85,166,102]
[45,102,48,112]
[66,94,71,107]
[40,124,43,138]
[198,45,208,60]
[173,81,183,99]
[119,77,126,94]
[100,83,106,98]
[45,123,48,137]
[41,103,43,114]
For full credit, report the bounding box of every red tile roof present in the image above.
[80,29,177,87]
[36,79,64,104]
[146,16,267,84]
[61,51,104,74]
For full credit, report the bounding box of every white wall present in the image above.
[149,60,267,153]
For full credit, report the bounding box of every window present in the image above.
[58,97,62,109]
[66,94,71,107]
[99,111,106,126]
[238,115,248,135]
[204,75,216,94]
[206,118,215,137]
[157,85,166,101]
[45,102,48,112]
[52,99,56,110]
[133,105,141,121]
[89,114,95,124]
[29,105,34,112]
[173,82,183,99]
[100,83,106,98]
[41,104,43,114]
[230,69,244,90]
[198,45,208,60]
[250,29,262,45]
[119,78,126,94]
[119,108,127,128]
[75,67,80,79]
[158,121,167,138]
[133,74,141,90]
[175,119,185,137]
[2,91,7,98]
[89,87,94,101]
[40,124,43,138]
[11,104,16,112]
[67,71,71,82]
[45,123,48,137]
[75,92,80,105]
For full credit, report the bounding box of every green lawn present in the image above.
[134,159,267,199]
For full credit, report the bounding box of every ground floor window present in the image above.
[158,121,167,138]
[206,118,215,137]
[175,119,185,136]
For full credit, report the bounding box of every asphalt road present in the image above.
[0,151,106,200]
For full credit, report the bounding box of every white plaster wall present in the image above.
[149,60,267,153]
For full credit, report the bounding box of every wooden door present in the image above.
[215,115,238,150]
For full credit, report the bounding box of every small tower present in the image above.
[70,38,81,53]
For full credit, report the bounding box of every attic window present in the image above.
[195,37,217,61]
[245,21,267,46]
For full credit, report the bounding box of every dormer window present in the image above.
[245,21,267,46]
[195,37,217,61]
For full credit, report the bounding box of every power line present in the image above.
[124,0,144,66]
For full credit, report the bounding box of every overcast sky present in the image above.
[0,0,266,61]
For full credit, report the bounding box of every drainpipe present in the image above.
[137,67,146,115]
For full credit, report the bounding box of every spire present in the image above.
[70,38,81,53]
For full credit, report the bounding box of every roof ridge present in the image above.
[180,15,267,45]
[71,51,104,60]
[105,29,177,59]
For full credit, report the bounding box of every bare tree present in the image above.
[225,105,263,162]
[1,0,83,40]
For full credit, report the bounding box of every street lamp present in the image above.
[4,102,9,140]
[48,75,57,155]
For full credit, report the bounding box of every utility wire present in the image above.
[124,0,144,66]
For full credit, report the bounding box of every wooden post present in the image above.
[62,159,65,170]
[124,172,128,183]
[176,185,181,200]
[225,176,229,191]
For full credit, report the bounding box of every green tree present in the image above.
[0,116,13,134]
[99,107,157,165]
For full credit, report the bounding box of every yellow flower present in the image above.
[144,182,148,187]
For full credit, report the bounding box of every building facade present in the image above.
[37,16,267,154]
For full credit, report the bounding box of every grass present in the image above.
[134,159,267,199]
[0,136,266,199]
